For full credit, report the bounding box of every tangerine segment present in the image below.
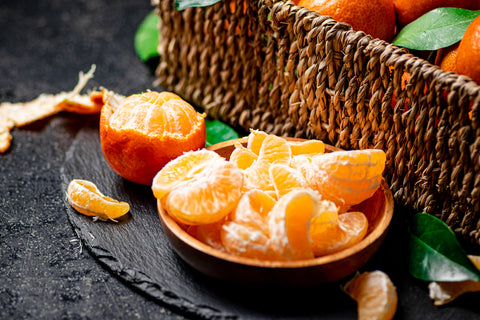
[221,221,283,261]
[268,189,320,261]
[246,129,268,155]
[311,211,368,257]
[269,163,308,199]
[66,179,130,221]
[162,158,244,225]
[308,149,386,207]
[244,134,292,191]
[288,139,325,157]
[230,189,276,235]
[187,221,225,252]
[152,149,221,200]
[229,142,257,169]
[100,91,206,185]
[344,270,398,320]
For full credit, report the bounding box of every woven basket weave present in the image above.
[154,0,480,246]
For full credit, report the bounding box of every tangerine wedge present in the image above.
[268,189,320,261]
[66,179,130,221]
[230,189,276,235]
[307,149,386,208]
[229,142,257,169]
[343,270,397,320]
[288,139,325,157]
[221,221,283,261]
[269,163,308,199]
[311,211,368,257]
[152,149,221,200]
[244,134,292,191]
[155,150,244,225]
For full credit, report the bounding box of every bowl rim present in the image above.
[157,137,394,270]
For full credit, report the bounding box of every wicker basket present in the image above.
[153,0,480,246]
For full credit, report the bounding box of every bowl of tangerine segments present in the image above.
[152,129,394,287]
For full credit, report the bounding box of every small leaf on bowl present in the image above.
[408,212,480,282]
[205,119,239,146]
[174,0,222,11]
[393,8,480,51]
[134,11,160,62]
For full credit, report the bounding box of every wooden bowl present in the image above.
[157,138,394,287]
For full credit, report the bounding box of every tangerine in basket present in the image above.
[456,15,480,84]
[394,0,480,27]
[99,91,206,185]
[297,0,396,41]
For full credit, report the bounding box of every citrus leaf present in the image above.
[174,0,222,11]
[205,119,239,147]
[408,212,480,282]
[134,11,160,62]
[393,8,480,50]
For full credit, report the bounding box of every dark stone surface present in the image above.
[0,1,179,319]
[2,1,480,319]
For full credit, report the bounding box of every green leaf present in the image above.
[174,0,222,11]
[205,119,239,147]
[134,11,160,62]
[408,212,480,282]
[393,8,480,50]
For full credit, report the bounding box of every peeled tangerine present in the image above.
[152,149,244,225]
[154,130,384,262]
[66,179,130,221]
[343,270,398,320]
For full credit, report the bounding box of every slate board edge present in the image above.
[59,130,238,320]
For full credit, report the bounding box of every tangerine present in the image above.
[394,0,480,27]
[457,15,480,84]
[310,211,368,256]
[268,189,320,260]
[66,179,130,221]
[297,0,396,41]
[99,90,206,185]
[153,149,244,225]
[343,270,398,320]
[243,133,292,191]
[438,43,459,73]
[302,149,386,209]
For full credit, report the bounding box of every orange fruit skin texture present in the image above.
[297,0,396,41]
[100,91,206,185]
[457,15,480,84]
[394,0,480,27]
[439,43,459,73]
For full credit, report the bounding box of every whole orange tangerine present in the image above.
[100,91,206,185]
[456,15,480,84]
[394,0,480,27]
[297,0,396,41]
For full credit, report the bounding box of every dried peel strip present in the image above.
[0,65,105,153]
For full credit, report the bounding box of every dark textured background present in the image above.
[1,1,480,319]
[0,1,180,319]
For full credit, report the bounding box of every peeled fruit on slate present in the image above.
[66,179,130,221]
[100,90,206,185]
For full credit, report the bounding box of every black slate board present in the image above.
[60,119,480,320]
[59,119,361,320]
